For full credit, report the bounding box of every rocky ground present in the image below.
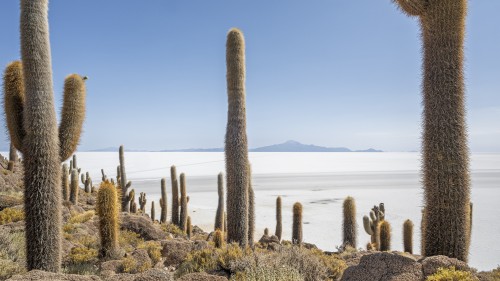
[0,154,498,281]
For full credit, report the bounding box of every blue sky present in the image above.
[1,0,499,152]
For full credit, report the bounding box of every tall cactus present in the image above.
[128,189,135,213]
[394,0,470,262]
[215,172,225,231]
[96,181,119,260]
[119,145,132,211]
[275,196,282,241]
[379,221,391,251]
[139,192,147,212]
[342,196,357,248]
[61,164,70,201]
[403,219,414,254]
[179,173,188,232]
[292,202,303,245]
[69,169,79,205]
[160,178,167,224]
[363,203,385,250]
[2,1,87,271]
[171,165,180,226]
[248,165,255,247]
[225,28,250,247]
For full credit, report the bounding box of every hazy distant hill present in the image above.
[88,140,382,153]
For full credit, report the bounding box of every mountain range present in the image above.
[87,140,382,153]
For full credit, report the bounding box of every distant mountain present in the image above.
[89,140,382,153]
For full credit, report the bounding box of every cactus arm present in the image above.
[126,181,132,188]
[363,216,373,235]
[58,74,86,161]
[394,0,427,16]
[3,61,26,152]
[81,173,85,184]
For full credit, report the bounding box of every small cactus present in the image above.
[292,202,303,245]
[179,173,188,232]
[69,169,79,205]
[101,169,107,182]
[363,203,385,250]
[403,219,414,254]
[343,196,357,248]
[151,201,155,222]
[214,229,224,248]
[275,196,282,241]
[81,172,92,193]
[61,164,69,201]
[118,145,132,211]
[264,228,269,236]
[379,220,391,251]
[96,181,119,260]
[139,192,147,212]
[128,189,135,213]
[160,178,167,224]
[171,165,180,226]
[187,216,192,239]
[214,172,225,232]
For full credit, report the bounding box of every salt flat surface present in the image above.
[6,151,498,270]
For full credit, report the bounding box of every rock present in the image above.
[421,255,472,277]
[0,194,23,211]
[161,239,193,266]
[302,242,318,250]
[131,249,153,273]
[6,270,102,281]
[177,272,228,281]
[341,252,423,281]
[259,234,280,244]
[101,260,123,273]
[121,213,166,241]
[105,269,172,281]
[192,240,209,251]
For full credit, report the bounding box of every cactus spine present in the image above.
[187,216,192,239]
[215,172,225,231]
[179,173,188,232]
[342,196,357,248]
[171,165,180,226]
[395,0,470,262]
[160,178,167,224]
[275,196,282,241]
[151,201,155,222]
[97,181,119,260]
[403,219,414,254]
[292,202,303,245]
[2,4,88,268]
[379,221,391,251]
[119,145,132,211]
[69,169,79,205]
[248,165,255,247]
[225,28,250,247]
[61,164,69,201]
[139,192,147,212]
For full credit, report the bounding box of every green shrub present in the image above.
[138,241,162,264]
[0,228,26,279]
[68,210,94,224]
[231,266,303,281]
[0,208,24,225]
[68,247,98,264]
[427,267,478,281]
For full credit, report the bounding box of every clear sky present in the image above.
[0,1,499,152]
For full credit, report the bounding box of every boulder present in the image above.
[100,260,123,273]
[259,234,280,244]
[0,194,23,211]
[120,213,166,241]
[105,269,172,281]
[420,255,472,276]
[341,252,423,281]
[177,272,228,281]
[161,239,193,266]
[6,270,101,281]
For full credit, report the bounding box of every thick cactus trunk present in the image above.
[20,0,61,271]
[395,0,470,261]
[225,28,250,247]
